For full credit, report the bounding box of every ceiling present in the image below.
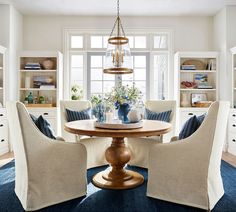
[3,0,236,16]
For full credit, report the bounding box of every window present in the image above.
[71,36,83,49]
[65,29,171,100]
[122,54,149,99]
[88,54,115,98]
[70,54,84,88]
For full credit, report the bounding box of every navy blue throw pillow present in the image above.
[30,114,56,139]
[145,108,172,122]
[66,108,91,122]
[179,114,206,140]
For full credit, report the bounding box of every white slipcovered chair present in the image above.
[60,100,110,169]
[127,100,176,168]
[147,101,230,210]
[6,101,87,211]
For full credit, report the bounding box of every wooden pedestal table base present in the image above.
[92,137,144,190]
[65,119,171,189]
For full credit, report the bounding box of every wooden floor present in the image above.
[0,151,236,168]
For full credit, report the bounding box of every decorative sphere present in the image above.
[127,109,141,123]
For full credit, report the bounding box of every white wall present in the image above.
[0,4,10,47]
[213,5,236,104]
[9,6,23,100]
[23,16,213,52]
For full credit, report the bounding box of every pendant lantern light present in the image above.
[103,0,133,74]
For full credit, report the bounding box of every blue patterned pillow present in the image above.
[30,114,56,139]
[66,108,91,122]
[179,114,205,140]
[145,108,172,122]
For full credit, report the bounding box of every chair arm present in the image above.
[28,139,87,181]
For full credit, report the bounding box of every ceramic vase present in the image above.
[127,109,141,123]
[118,103,130,122]
[180,93,189,107]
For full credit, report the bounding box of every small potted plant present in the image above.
[71,84,83,100]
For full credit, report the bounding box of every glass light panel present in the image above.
[71,36,83,48]
[134,36,146,48]
[91,56,103,68]
[134,69,146,80]
[91,68,103,80]
[91,81,103,93]
[104,42,133,72]
[154,35,168,49]
[71,55,83,67]
[91,36,103,48]
[127,36,134,48]
[103,81,115,93]
[71,68,83,81]
[134,56,146,68]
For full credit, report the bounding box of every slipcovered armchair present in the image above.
[6,102,87,211]
[147,101,230,210]
[60,100,111,169]
[127,100,176,168]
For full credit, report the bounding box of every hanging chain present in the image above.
[109,0,126,38]
[117,0,119,18]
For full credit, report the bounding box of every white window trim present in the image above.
[63,27,174,100]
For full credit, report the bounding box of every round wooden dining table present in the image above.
[65,119,171,190]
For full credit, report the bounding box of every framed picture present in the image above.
[191,93,207,106]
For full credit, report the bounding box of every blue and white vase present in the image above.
[118,103,130,122]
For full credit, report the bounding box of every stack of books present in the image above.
[181,65,196,70]
[40,85,55,89]
[24,63,41,70]
[197,84,213,89]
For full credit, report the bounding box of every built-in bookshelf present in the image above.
[0,45,8,156]
[0,46,6,107]
[174,51,218,109]
[231,47,236,108]
[174,51,219,130]
[19,51,63,107]
[228,47,236,156]
[19,51,63,133]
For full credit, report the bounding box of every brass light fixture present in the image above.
[103,0,133,74]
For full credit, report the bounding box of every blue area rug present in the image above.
[0,160,236,212]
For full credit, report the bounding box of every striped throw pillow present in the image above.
[30,114,56,139]
[66,108,91,122]
[179,114,205,140]
[145,108,172,122]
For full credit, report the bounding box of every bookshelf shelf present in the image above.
[180,70,216,73]
[20,69,57,72]
[19,88,57,91]
[180,88,216,91]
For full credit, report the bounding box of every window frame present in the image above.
[63,28,173,100]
